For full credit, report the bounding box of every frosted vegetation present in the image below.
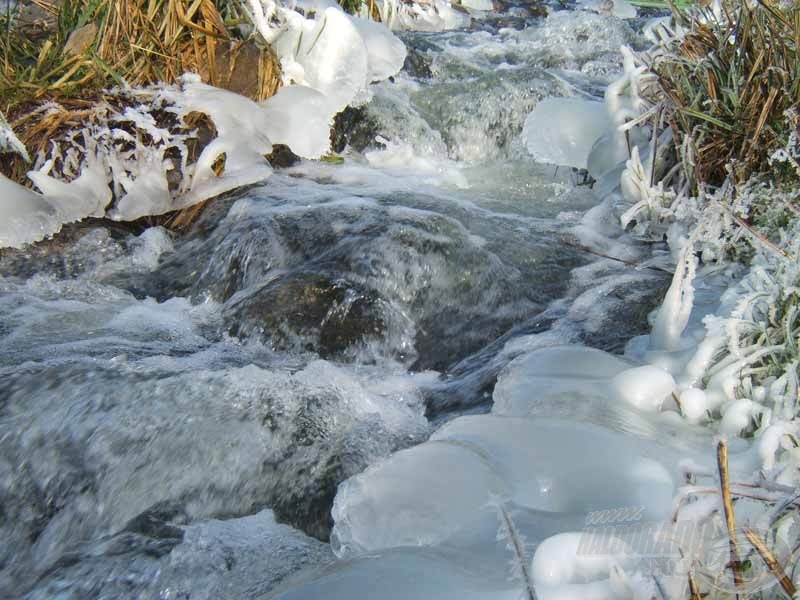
[2,0,800,599]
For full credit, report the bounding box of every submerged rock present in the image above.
[225,273,387,359]
[330,106,385,153]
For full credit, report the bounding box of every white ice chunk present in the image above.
[522,98,611,170]
[276,7,370,112]
[261,85,337,159]
[28,153,112,221]
[347,15,407,82]
[679,388,708,424]
[650,233,697,352]
[0,174,60,248]
[531,532,635,587]
[0,110,30,161]
[165,76,273,210]
[108,147,173,221]
[609,365,675,412]
[461,0,494,11]
[720,399,765,436]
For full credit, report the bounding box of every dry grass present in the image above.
[1,0,280,115]
[647,0,800,188]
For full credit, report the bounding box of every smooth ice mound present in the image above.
[492,345,676,420]
[522,98,612,169]
[270,547,520,600]
[331,415,676,557]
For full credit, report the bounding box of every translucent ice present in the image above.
[0,174,59,248]
[609,365,676,412]
[331,415,676,556]
[522,98,612,169]
[348,15,408,83]
[331,441,508,556]
[270,547,520,600]
[531,532,635,586]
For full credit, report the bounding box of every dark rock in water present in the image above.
[123,501,187,543]
[225,272,386,359]
[403,46,434,79]
[580,273,671,353]
[330,106,384,153]
[0,222,141,280]
[268,144,302,168]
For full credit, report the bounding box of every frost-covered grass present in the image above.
[608,0,800,595]
[639,0,800,188]
[0,1,277,113]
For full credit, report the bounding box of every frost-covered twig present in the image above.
[492,498,537,600]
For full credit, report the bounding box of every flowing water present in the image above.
[0,7,673,599]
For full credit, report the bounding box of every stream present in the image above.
[0,6,683,599]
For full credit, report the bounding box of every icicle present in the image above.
[650,236,697,351]
[0,109,30,161]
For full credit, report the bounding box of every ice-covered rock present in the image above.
[331,415,676,557]
[261,85,338,159]
[522,98,612,170]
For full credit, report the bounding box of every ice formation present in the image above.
[0,2,407,249]
[522,98,611,170]
[331,415,676,558]
[0,174,61,249]
[248,2,406,111]
[376,0,471,31]
[0,109,29,161]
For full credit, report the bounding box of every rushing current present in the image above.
[0,6,676,599]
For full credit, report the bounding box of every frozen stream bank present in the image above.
[0,4,737,599]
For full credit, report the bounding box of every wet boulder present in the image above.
[224,272,387,359]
